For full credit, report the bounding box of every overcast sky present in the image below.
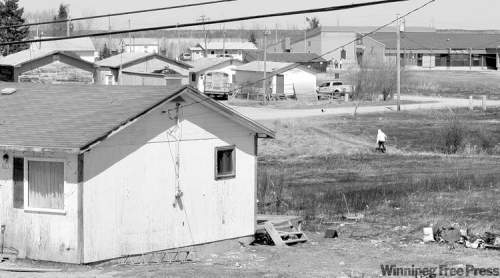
[18,0,500,31]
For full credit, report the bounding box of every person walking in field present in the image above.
[376,129,387,153]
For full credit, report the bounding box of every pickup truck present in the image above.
[316,81,354,100]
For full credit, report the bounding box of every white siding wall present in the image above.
[422,54,435,68]
[321,32,358,63]
[82,94,256,263]
[0,151,79,263]
[283,69,317,99]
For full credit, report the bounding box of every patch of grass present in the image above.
[403,71,500,100]
[257,107,500,235]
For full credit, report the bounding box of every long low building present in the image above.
[268,26,500,71]
[368,32,500,70]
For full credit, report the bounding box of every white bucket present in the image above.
[423,227,435,242]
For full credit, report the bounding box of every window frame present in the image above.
[23,157,66,215]
[214,145,236,180]
[12,157,24,209]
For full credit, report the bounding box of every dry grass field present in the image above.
[403,71,500,100]
[257,107,500,238]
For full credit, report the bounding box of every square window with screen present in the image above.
[215,146,235,180]
[28,160,64,210]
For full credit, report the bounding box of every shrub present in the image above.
[440,116,467,154]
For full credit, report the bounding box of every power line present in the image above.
[169,0,437,113]
[0,0,408,47]
[0,0,236,30]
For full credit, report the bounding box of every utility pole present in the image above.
[66,17,71,37]
[275,23,278,44]
[197,15,210,57]
[263,29,271,102]
[222,25,226,57]
[128,19,132,53]
[177,23,180,59]
[108,16,112,53]
[396,14,401,111]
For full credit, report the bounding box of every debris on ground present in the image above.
[324,228,339,239]
[423,227,434,242]
[426,225,500,250]
[255,215,308,246]
[0,247,18,263]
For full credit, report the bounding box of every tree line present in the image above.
[0,0,71,56]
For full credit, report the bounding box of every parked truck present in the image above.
[316,80,354,100]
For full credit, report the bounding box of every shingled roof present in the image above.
[0,50,91,67]
[0,83,273,152]
[96,52,192,69]
[242,50,327,63]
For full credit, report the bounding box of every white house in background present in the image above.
[187,58,242,98]
[0,84,274,264]
[190,41,258,61]
[30,37,98,62]
[188,46,204,61]
[234,61,318,100]
[124,38,160,54]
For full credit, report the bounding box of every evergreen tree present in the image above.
[248,32,257,45]
[100,43,111,59]
[51,4,72,36]
[0,0,29,56]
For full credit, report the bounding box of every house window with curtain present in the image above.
[215,146,235,180]
[13,157,24,209]
[27,160,64,210]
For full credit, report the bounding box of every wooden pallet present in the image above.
[256,215,308,246]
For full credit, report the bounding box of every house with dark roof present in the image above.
[234,61,317,100]
[242,50,328,72]
[190,41,258,61]
[95,52,192,86]
[0,83,273,264]
[367,32,500,70]
[0,50,96,84]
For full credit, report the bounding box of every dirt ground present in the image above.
[3,227,500,278]
[228,95,500,120]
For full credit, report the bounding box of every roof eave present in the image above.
[0,144,80,154]
[183,87,275,139]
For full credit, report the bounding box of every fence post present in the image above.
[482,95,487,111]
[469,96,474,111]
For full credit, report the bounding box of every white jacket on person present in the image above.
[376,129,387,143]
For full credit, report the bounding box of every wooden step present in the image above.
[283,238,308,244]
[279,231,305,237]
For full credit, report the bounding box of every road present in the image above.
[228,95,500,120]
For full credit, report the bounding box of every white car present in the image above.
[316,81,354,100]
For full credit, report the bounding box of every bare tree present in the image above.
[346,59,398,117]
[306,17,320,31]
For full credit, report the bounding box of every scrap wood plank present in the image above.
[0,266,61,272]
[263,221,286,247]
